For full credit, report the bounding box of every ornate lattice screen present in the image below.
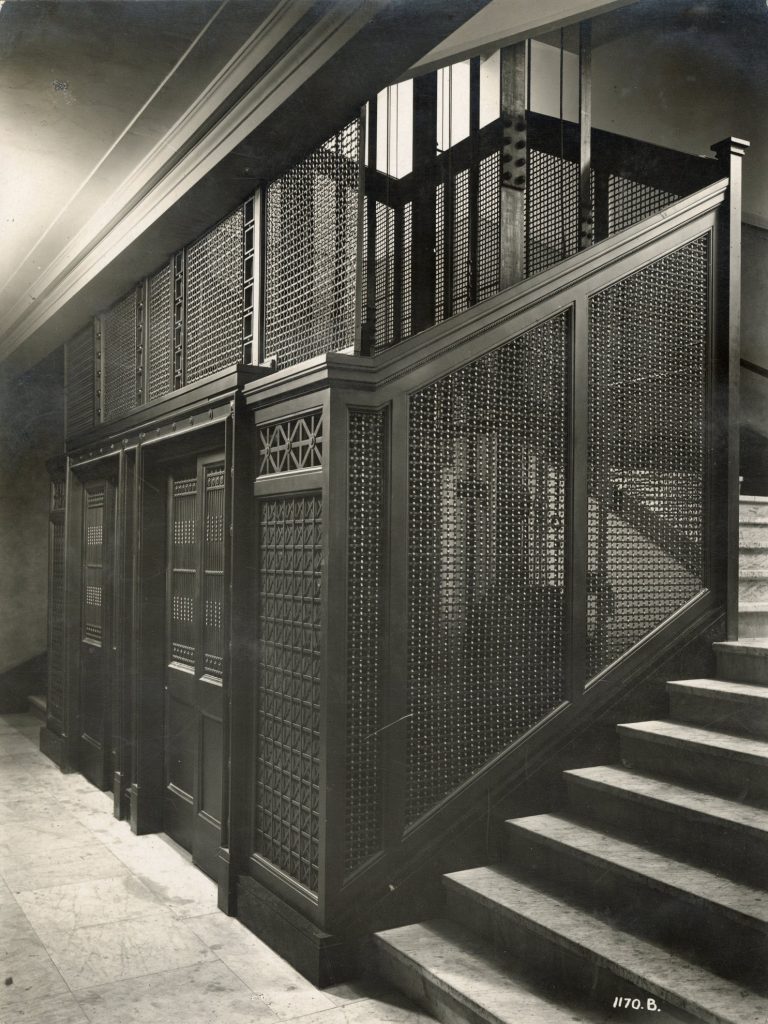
[608,176,678,236]
[83,487,105,644]
[48,493,66,728]
[345,409,386,872]
[406,312,569,823]
[254,495,323,892]
[103,290,139,421]
[65,331,94,438]
[170,475,197,668]
[264,120,360,368]
[185,209,244,384]
[202,464,225,679]
[147,263,173,402]
[587,235,708,677]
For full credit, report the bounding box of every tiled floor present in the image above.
[0,714,431,1024]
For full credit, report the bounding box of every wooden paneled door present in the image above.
[79,479,116,789]
[163,453,226,881]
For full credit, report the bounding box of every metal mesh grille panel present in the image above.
[477,152,500,303]
[203,465,225,679]
[66,331,94,438]
[372,200,395,348]
[255,495,322,892]
[185,208,244,384]
[258,412,323,476]
[170,476,197,668]
[346,409,385,873]
[103,291,138,421]
[147,264,173,402]
[527,148,579,277]
[48,516,65,725]
[406,312,569,823]
[265,120,359,367]
[452,169,470,317]
[609,176,678,236]
[587,235,708,677]
[83,487,105,644]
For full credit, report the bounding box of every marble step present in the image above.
[739,571,768,601]
[504,813,768,986]
[374,917,612,1024]
[739,603,768,638]
[443,866,768,1024]
[714,640,768,685]
[618,719,768,804]
[564,764,768,888]
[739,496,768,523]
[740,546,768,572]
[739,522,768,547]
[667,678,768,738]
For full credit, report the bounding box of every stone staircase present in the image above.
[740,495,768,638]
[374,639,768,1024]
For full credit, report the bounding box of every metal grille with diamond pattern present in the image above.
[255,495,323,892]
[147,263,173,402]
[587,234,709,677]
[103,290,139,421]
[264,120,360,368]
[83,487,105,644]
[170,476,197,668]
[65,331,95,437]
[406,312,569,823]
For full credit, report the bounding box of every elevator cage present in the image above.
[49,35,742,974]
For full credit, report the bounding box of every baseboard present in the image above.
[0,651,48,713]
[237,874,356,987]
[39,725,75,771]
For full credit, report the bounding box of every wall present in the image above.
[0,348,64,695]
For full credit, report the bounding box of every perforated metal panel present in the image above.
[103,290,139,421]
[451,168,470,317]
[608,176,678,236]
[477,151,500,303]
[202,465,225,679]
[265,120,360,368]
[185,208,244,384]
[257,412,323,476]
[65,331,95,438]
[346,409,385,873]
[255,495,322,892]
[587,235,708,677]
[147,264,173,402]
[406,312,569,823]
[83,487,105,644]
[170,476,197,668]
[526,148,579,277]
[48,515,65,726]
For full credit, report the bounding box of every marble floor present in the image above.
[0,714,431,1024]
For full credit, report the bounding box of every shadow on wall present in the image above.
[0,348,65,701]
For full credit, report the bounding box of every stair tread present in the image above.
[739,569,768,579]
[667,678,768,701]
[507,813,768,928]
[444,867,768,1024]
[739,601,768,610]
[565,765,768,836]
[714,640,768,654]
[618,719,768,762]
[376,918,606,1024]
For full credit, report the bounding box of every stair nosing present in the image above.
[666,678,768,701]
[443,867,766,1024]
[618,719,768,763]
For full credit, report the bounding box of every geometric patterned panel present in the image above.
[406,312,569,824]
[48,515,66,726]
[608,175,678,236]
[202,464,225,679]
[147,262,173,402]
[587,235,709,678]
[526,147,580,277]
[65,330,94,438]
[257,412,323,476]
[345,409,386,873]
[103,289,139,421]
[185,207,244,385]
[255,495,323,892]
[170,475,197,668]
[264,119,359,369]
[83,486,105,644]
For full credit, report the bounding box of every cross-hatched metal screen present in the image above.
[526,147,580,277]
[185,208,244,384]
[608,175,678,236]
[147,263,173,402]
[170,475,197,668]
[587,235,709,678]
[103,290,138,421]
[406,312,569,823]
[345,409,386,873]
[255,495,323,892]
[65,331,94,438]
[202,464,225,679]
[265,120,360,368]
[83,487,105,644]
[48,515,66,727]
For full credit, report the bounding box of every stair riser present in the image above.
[504,826,768,990]
[740,608,768,637]
[564,778,768,889]
[619,733,768,805]
[668,690,768,739]
[374,943,491,1024]
[741,550,768,571]
[444,884,702,1022]
[714,649,768,685]
[740,579,768,601]
[740,524,768,546]
[739,502,768,522]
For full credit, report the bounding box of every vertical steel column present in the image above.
[411,73,438,333]
[467,57,481,308]
[500,43,527,289]
[578,22,594,251]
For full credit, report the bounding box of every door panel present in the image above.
[79,481,114,789]
[163,456,225,880]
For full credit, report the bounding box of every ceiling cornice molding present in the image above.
[0,0,376,364]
